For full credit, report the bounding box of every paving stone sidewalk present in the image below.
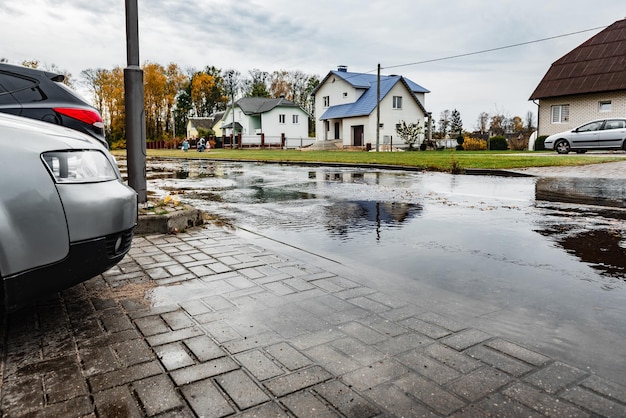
[1,225,626,417]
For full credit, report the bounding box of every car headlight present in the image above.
[42,150,118,183]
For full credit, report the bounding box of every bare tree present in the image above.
[223,69,242,101]
[439,110,451,138]
[525,111,535,130]
[489,114,506,136]
[243,69,270,97]
[476,112,489,136]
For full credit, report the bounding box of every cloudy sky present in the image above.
[1,1,622,129]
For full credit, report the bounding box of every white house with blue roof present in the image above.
[312,66,429,148]
[221,97,310,139]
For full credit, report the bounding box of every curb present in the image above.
[136,207,204,235]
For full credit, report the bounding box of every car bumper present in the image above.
[2,227,134,310]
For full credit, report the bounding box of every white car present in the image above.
[544,118,626,154]
[0,113,137,311]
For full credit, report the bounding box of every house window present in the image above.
[551,104,569,123]
[599,101,612,112]
[292,115,299,124]
[323,96,330,107]
[393,96,402,109]
[279,114,285,124]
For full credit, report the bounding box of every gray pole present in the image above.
[376,63,380,152]
[124,0,147,203]
[427,112,433,145]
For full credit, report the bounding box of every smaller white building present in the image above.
[312,66,430,148]
[221,97,310,140]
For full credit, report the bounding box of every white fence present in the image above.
[237,135,316,149]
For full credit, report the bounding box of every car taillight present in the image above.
[53,107,104,129]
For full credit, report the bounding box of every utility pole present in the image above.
[376,63,380,152]
[124,0,146,203]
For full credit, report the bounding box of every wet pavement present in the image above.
[2,158,626,417]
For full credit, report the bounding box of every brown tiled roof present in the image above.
[530,19,626,99]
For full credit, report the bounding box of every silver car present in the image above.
[544,118,626,154]
[0,113,137,311]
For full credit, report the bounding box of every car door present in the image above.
[598,119,626,148]
[570,120,602,148]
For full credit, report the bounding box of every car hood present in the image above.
[546,129,574,140]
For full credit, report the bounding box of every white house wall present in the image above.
[261,107,310,138]
[314,76,365,141]
[378,83,426,147]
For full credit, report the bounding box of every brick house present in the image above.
[530,18,626,137]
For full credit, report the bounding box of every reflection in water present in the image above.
[560,230,626,280]
[536,177,626,208]
[537,222,626,284]
[325,201,422,241]
[534,202,626,284]
[250,186,316,203]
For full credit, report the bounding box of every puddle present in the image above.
[141,159,626,382]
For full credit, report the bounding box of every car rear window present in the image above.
[54,81,91,104]
[603,120,625,130]
[0,72,44,103]
[0,82,19,106]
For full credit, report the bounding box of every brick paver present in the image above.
[1,225,625,417]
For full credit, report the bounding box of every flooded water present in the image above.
[145,158,626,383]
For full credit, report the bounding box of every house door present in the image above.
[353,125,364,146]
[334,122,340,140]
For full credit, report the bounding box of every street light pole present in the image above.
[376,63,380,152]
[124,0,147,203]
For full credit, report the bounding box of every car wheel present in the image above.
[555,140,571,154]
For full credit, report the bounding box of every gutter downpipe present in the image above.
[532,99,540,138]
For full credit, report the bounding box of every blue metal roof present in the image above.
[331,70,429,94]
[320,71,429,120]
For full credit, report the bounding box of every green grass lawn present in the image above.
[112,148,626,172]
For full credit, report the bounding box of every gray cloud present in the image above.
[1,0,621,124]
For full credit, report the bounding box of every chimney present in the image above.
[337,65,348,72]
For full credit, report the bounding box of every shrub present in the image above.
[456,135,464,145]
[488,136,508,150]
[165,137,179,149]
[111,139,127,150]
[455,145,464,151]
[463,137,487,150]
[508,136,528,151]
[535,135,548,151]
